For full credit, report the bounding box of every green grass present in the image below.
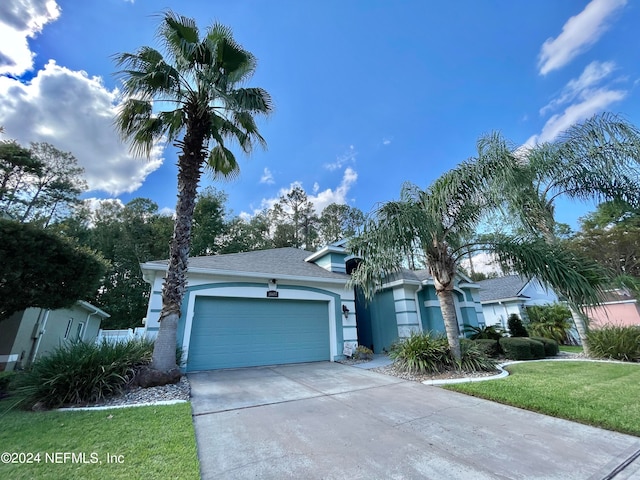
[0,401,199,479]
[445,361,640,436]
[559,345,583,353]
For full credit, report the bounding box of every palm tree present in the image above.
[114,12,272,375]
[349,114,640,360]
[509,113,640,354]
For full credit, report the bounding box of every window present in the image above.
[76,322,85,341]
[64,319,73,339]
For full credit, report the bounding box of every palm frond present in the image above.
[207,144,240,180]
[156,110,185,142]
[205,23,257,83]
[113,47,182,99]
[114,99,170,157]
[535,113,640,208]
[231,88,274,114]
[486,234,608,307]
[157,10,200,70]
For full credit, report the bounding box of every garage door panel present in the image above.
[187,297,330,371]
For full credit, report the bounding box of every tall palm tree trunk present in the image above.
[570,307,591,357]
[152,125,207,372]
[437,287,461,360]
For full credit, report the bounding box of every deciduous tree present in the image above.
[0,219,107,322]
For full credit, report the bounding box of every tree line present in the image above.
[0,137,365,329]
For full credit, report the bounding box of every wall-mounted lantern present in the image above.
[267,279,279,298]
[342,304,350,319]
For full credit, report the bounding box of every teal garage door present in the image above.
[187,297,331,371]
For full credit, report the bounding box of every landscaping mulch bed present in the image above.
[67,376,191,409]
[371,364,499,383]
[363,350,585,384]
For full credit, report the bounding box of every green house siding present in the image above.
[420,305,446,334]
[461,306,479,328]
[369,290,400,353]
[314,252,348,273]
[424,287,438,302]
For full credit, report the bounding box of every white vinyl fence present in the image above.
[95,327,146,344]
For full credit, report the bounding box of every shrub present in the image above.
[507,314,529,337]
[458,340,497,372]
[530,336,559,356]
[0,371,17,397]
[463,324,504,340]
[587,326,640,362]
[12,338,154,409]
[354,345,374,360]
[389,332,450,373]
[529,339,546,359]
[500,337,549,360]
[526,304,572,344]
[473,339,501,357]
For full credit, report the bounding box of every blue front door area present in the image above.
[187,297,330,371]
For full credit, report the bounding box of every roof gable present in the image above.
[476,275,529,302]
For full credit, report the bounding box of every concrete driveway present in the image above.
[189,362,640,480]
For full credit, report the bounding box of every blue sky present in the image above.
[0,0,638,229]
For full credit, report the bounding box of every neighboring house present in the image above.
[584,289,640,328]
[140,241,485,372]
[476,275,558,329]
[0,301,110,372]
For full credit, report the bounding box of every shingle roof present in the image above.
[145,247,349,280]
[476,275,530,302]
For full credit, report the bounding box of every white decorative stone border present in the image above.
[58,399,188,412]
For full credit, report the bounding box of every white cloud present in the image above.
[159,207,175,218]
[246,167,359,218]
[0,0,60,76]
[382,137,392,146]
[308,167,358,213]
[540,61,617,115]
[84,197,125,213]
[459,253,503,276]
[260,167,274,184]
[526,88,626,146]
[537,0,626,75]
[324,145,357,171]
[0,60,164,195]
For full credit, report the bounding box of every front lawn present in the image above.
[559,345,583,353]
[0,401,199,479]
[444,361,640,436]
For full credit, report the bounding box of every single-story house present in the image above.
[584,289,640,328]
[476,275,558,328]
[141,242,486,372]
[0,301,110,371]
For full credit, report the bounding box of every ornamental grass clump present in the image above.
[389,332,451,373]
[12,338,154,409]
[457,340,497,372]
[390,332,496,374]
[587,326,640,362]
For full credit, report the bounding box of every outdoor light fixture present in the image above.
[267,278,279,298]
[342,304,350,318]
